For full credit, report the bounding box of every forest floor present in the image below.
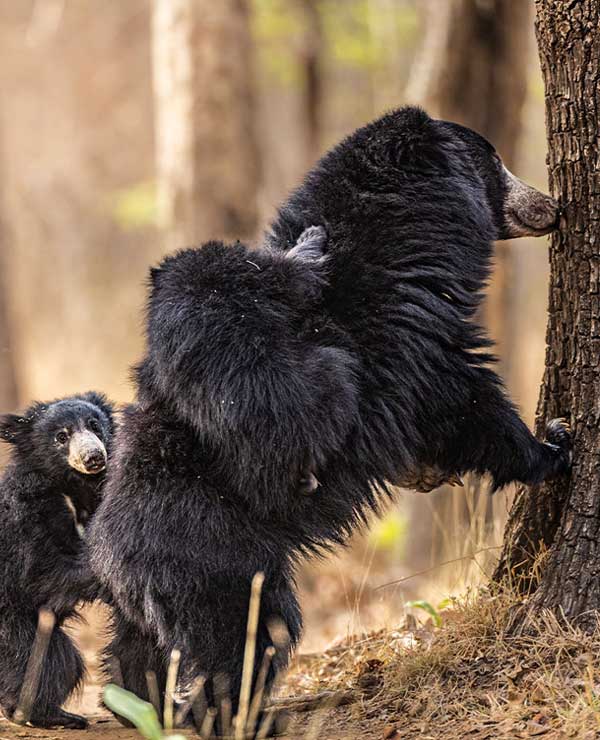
[3,590,600,740]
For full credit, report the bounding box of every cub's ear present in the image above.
[0,414,31,445]
[79,391,115,432]
[286,225,328,266]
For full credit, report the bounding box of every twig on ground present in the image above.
[374,546,501,590]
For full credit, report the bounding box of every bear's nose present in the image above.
[502,166,560,238]
[522,195,559,231]
[68,431,107,474]
[82,449,106,473]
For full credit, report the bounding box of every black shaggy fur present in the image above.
[88,108,570,733]
[265,107,570,493]
[89,228,343,723]
[0,392,114,729]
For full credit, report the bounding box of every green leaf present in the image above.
[437,597,456,612]
[103,685,166,740]
[405,600,442,628]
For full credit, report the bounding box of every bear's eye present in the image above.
[88,418,101,434]
[55,430,69,445]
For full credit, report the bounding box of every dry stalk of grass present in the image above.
[164,648,181,730]
[236,570,265,739]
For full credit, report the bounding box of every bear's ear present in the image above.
[79,391,115,432]
[389,107,444,168]
[0,414,32,445]
[286,225,328,266]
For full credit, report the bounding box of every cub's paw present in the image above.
[544,417,572,471]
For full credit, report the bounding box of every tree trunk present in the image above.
[495,0,600,628]
[0,269,18,414]
[410,0,531,167]
[411,0,531,360]
[298,0,323,167]
[152,0,260,248]
[0,128,18,414]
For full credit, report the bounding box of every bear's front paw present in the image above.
[544,417,572,472]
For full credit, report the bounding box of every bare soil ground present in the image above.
[4,591,600,740]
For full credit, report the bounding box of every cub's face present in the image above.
[38,400,111,475]
[0,393,113,479]
[439,120,559,240]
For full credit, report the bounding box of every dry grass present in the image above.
[284,586,600,739]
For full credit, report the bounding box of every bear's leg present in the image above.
[172,583,302,737]
[102,611,167,725]
[445,374,571,490]
[0,617,86,729]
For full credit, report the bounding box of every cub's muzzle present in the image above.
[68,430,107,474]
[501,166,559,239]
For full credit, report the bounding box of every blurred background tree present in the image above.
[0,118,19,422]
[408,0,532,366]
[153,0,260,247]
[0,0,552,651]
[404,0,533,574]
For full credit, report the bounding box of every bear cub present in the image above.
[0,392,114,729]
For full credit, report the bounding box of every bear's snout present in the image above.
[68,431,107,475]
[501,166,559,239]
[81,448,106,473]
[521,195,559,229]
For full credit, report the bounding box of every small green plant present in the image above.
[103,684,185,740]
[405,599,443,628]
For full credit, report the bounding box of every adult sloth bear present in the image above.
[89,108,570,733]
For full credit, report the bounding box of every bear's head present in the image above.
[326,107,559,245]
[437,119,559,239]
[0,391,114,480]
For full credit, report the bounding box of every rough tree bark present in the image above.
[152,0,260,248]
[495,0,600,628]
